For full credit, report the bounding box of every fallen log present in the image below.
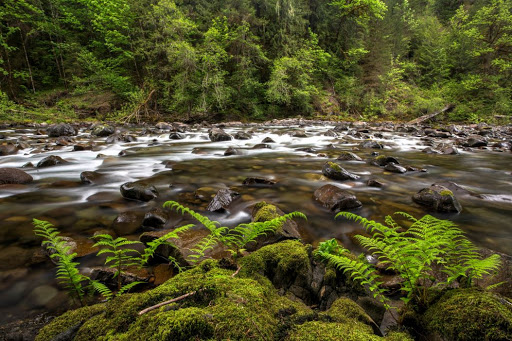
[407,104,454,125]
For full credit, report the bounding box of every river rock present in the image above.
[87,267,147,289]
[261,137,276,143]
[324,130,338,137]
[412,184,462,213]
[322,162,360,181]
[367,179,384,188]
[384,163,407,174]
[73,143,93,151]
[92,124,115,137]
[252,143,272,149]
[142,208,168,228]
[120,182,158,202]
[337,151,362,161]
[169,132,185,140]
[155,122,172,130]
[224,147,242,156]
[292,129,307,137]
[55,136,74,146]
[207,189,240,212]
[313,184,362,212]
[465,135,488,147]
[245,202,302,251]
[37,155,68,168]
[0,144,18,156]
[359,140,383,149]
[234,131,252,140]
[369,155,400,167]
[208,128,232,142]
[80,171,105,184]
[0,168,33,184]
[242,177,276,186]
[47,123,76,137]
[112,211,144,236]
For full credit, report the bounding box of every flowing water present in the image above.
[0,122,511,324]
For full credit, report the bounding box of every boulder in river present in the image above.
[224,147,242,156]
[234,131,252,140]
[322,162,360,181]
[337,151,362,161]
[112,211,144,236]
[0,168,33,184]
[92,124,115,137]
[313,184,362,212]
[359,140,383,149]
[142,208,168,228]
[261,137,276,143]
[242,177,276,187]
[412,184,462,213]
[465,135,488,148]
[0,144,18,156]
[80,171,105,185]
[384,162,407,174]
[208,128,232,142]
[169,132,185,140]
[369,155,399,167]
[47,123,76,137]
[37,155,68,168]
[120,182,158,202]
[207,188,240,212]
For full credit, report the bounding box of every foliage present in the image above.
[316,212,501,311]
[33,219,88,306]
[164,200,306,262]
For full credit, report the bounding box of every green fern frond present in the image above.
[117,281,144,296]
[90,280,113,301]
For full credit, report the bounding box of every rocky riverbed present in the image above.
[0,119,511,333]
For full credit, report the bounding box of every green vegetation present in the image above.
[1,0,511,122]
[316,212,501,313]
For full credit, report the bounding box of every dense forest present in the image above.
[1,0,511,122]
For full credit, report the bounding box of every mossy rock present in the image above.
[424,289,512,341]
[37,260,313,341]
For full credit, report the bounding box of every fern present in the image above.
[92,234,142,290]
[33,219,87,306]
[140,224,192,270]
[317,212,502,310]
[90,280,114,301]
[164,201,306,262]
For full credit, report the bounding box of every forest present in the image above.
[1,0,511,122]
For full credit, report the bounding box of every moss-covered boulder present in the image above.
[412,184,462,213]
[322,161,360,181]
[424,289,512,341]
[36,260,313,341]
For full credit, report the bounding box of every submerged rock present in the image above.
[337,151,362,161]
[314,184,362,212]
[242,177,276,187]
[0,168,33,184]
[369,155,400,167]
[384,163,407,174]
[37,155,68,168]
[80,171,104,185]
[0,144,18,156]
[322,162,360,181]
[142,208,168,228]
[120,182,158,202]
[412,184,462,213]
[206,188,240,212]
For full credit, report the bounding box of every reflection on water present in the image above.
[0,123,511,324]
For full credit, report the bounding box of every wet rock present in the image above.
[0,246,33,271]
[324,130,338,137]
[16,140,31,150]
[47,123,76,137]
[22,162,34,168]
[261,137,276,143]
[422,147,441,154]
[112,211,144,236]
[224,147,242,156]
[292,129,307,137]
[439,145,459,155]
[313,184,362,212]
[412,184,462,213]
[405,165,427,172]
[55,136,74,146]
[367,179,384,188]
[234,131,252,140]
[37,155,68,168]
[337,151,362,161]
[433,181,476,197]
[92,124,115,137]
[369,155,400,167]
[208,128,232,142]
[359,140,383,149]
[384,163,407,174]
[0,144,18,156]
[87,267,147,289]
[169,132,185,140]
[80,171,104,185]
[242,177,277,187]
[322,162,360,181]
[120,182,158,202]
[465,135,488,147]
[123,134,137,142]
[207,189,240,212]
[142,208,168,228]
[42,236,77,264]
[246,202,302,251]
[105,134,123,144]
[252,143,272,149]
[155,122,172,130]
[0,168,33,184]
[73,143,93,151]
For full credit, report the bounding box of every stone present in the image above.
[207,189,240,212]
[359,140,383,149]
[252,143,272,149]
[292,129,307,137]
[47,123,76,137]
[367,179,384,188]
[224,147,242,156]
[0,144,18,156]
[261,137,276,143]
[37,155,68,168]
[412,184,462,213]
[92,124,115,137]
[112,211,144,236]
[337,152,362,161]
[208,128,232,142]
[384,163,407,174]
[169,132,185,140]
[242,177,276,187]
[0,168,33,184]
[80,171,105,185]
[234,131,252,140]
[120,182,158,202]
[322,162,360,181]
[142,208,168,228]
[465,135,488,148]
[73,144,93,151]
[313,184,362,212]
[369,155,400,167]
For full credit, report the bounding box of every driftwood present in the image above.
[407,104,454,125]
[123,89,156,124]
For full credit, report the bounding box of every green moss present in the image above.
[321,297,374,326]
[439,189,454,196]
[35,303,105,341]
[376,155,387,160]
[285,320,382,341]
[327,161,342,172]
[240,240,311,279]
[253,203,280,222]
[424,289,512,341]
